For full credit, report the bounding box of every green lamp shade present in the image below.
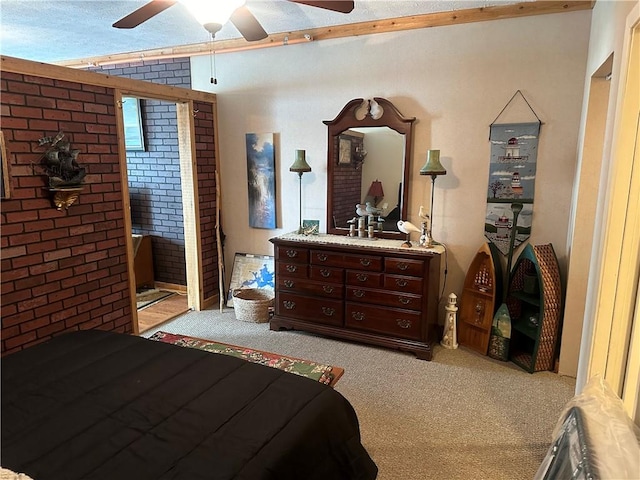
[420,149,446,176]
[290,149,311,173]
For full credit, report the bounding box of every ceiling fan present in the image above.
[113,0,355,41]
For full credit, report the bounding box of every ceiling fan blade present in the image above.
[290,0,354,14]
[113,0,178,29]
[230,6,268,42]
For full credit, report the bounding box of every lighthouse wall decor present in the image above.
[483,90,542,256]
[484,121,540,255]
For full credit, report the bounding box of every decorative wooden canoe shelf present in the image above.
[458,242,503,355]
[506,243,563,373]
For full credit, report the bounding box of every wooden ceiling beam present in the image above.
[56,1,593,69]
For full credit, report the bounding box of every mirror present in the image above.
[324,98,415,239]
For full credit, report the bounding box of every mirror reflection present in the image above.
[325,98,415,239]
[332,127,404,232]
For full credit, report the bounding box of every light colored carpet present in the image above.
[141,307,576,480]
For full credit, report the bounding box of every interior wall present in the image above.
[560,65,612,378]
[574,0,638,392]
[191,11,591,368]
[89,59,192,287]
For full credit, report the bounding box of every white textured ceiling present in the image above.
[0,0,524,64]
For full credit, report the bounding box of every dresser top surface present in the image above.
[271,232,444,257]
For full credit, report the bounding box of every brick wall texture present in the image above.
[90,59,191,286]
[0,72,131,354]
[330,135,363,228]
[1,63,219,354]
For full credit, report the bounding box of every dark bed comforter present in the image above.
[1,330,377,480]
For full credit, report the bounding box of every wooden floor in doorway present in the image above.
[138,293,190,334]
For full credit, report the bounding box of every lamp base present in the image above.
[419,231,436,248]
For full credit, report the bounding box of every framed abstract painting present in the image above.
[246,133,276,229]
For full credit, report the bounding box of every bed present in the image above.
[1,330,377,480]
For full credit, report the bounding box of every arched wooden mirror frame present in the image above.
[324,97,416,239]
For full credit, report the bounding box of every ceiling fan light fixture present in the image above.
[181,0,245,30]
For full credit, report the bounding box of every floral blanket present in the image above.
[148,331,343,386]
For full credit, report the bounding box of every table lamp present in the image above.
[419,149,447,247]
[290,149,311,234]
[366,180,384,206]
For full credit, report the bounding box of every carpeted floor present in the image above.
[141,307,576,480]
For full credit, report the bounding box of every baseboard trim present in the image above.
[154,282,187,294]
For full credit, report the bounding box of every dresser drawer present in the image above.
[309,250,344,267]
[346,287,422,310]
[385,258,424,276]
[384,274,423,294]
[345,270,383,288]
[277,277,343,298]
[276,292,343,326]
[311,250,382,271]
[310,265,344,283]
[276,262,308,278]
[345,303,422,341]
[275,246,309,264]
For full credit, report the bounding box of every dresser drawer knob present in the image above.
[322,306,336,317]
[353,289,365,298]
[286,250,298,258]
[283,301,296,310]
[284,280,294,288]
[359,258,371,267]
[322,285,334,294]
[396,319,411,329]
[398,296,410,305]
[356,273,368,282]
[397,262,409,270]
[395,279,408,287]
[352,311,365,321]
[320,269,331,278]
[286,265,298,273]
[317,253,328,262]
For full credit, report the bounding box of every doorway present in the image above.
[116,92,207,335]
[124,95,191,331]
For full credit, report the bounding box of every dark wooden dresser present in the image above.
[270,233,442,360]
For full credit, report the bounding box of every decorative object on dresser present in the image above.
[458,242,503,355]
[419,149,447,247]
[270,233,442,360]
[289,149,312,234]
[302,219,320,235]
[396,220,421,248]
[506,243,563,373]
[325,97,415,239]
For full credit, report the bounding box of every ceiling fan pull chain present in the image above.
[209,32,217,85]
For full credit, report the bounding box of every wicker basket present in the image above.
[232,288,274,323]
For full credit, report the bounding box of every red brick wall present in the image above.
[1,72,131,354]
[193,101,219,300]
[330,135,363,228]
